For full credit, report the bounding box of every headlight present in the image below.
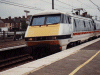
[52,36,57,40]
[28,38,32,41]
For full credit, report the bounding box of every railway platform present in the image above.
[29,39,100,75]
[0,38,100,75]
[0,39,26,51]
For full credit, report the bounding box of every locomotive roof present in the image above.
[72,14,92,20]
[33,10,71,16]
[32,10,92,21]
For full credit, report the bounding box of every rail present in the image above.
[0,54,33,68]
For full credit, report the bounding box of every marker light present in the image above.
[29,38,32,41]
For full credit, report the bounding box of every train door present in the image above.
[66,15,73,35]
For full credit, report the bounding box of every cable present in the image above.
[0,0,45,11]
[90,0,100,12]
[77,0,94,9]
[89,0,100,8]
[40,0,52,4]
[0,0,71,12]
[56,0,76,8]
[89,0,100,11]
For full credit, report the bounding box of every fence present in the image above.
[0,31,25,41]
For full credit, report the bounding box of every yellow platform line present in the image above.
[69,50,100,75]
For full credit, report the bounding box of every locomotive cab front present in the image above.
[25,11,72,50]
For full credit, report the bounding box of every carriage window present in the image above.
[90,21,94,26]
[85,21,88,27]
[83,21,86,27]
[75,19,79,26]
[85,21,90,28]
[79,20,84,26]
[89,22,91,28]
[91,20,95,26]
[87,21,89,27]
[74,19,77,27]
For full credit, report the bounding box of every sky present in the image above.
[0,0,100,20]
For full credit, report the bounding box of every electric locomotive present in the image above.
[25,10,100,51]
[25,10,72,50]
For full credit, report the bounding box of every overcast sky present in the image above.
[0,0,100,20]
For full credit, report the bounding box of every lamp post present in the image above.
[52,0,54,9]
[24,10,30,25]
[24,10,30,19]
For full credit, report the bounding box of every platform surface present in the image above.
[0,38,100,75]
[29,40,100,75]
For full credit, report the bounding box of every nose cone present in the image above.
[25,24,60,37]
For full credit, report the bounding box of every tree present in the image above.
[21,20,27,30]
[0,28,1,32]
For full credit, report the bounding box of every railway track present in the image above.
[0,54,33,68]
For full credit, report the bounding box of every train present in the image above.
[25,10,100,51]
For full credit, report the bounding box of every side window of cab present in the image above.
[66,16,71,24]
[68,16,71,24]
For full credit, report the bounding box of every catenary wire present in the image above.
[89,0,100,11]
[77,0,94,9]
[56,0,77,8]
[0,0,45,11]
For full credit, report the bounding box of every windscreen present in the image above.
[31,14,61,26]
[32,17,45,25]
